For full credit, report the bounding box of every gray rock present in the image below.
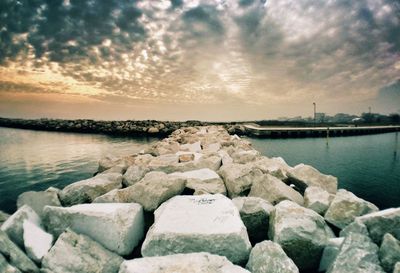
[119,252,250,273]
[17,191,61,217]
[0,230,39,273]
[0,210,10,227]
[319,237,344,272]
[0,253,22,273]
[22,220,53,263]
[394,262,400,273]
[246,240,299,273]
[98,155,122,173]
[324,189,379,229]
[379,233,400,273]
[1,205,41,248]
[327,233,384,273]
[269,200,333,271]
[357,208,400,245]
[304,186,333,215]
[59,173,122,206]
[41,229,123,273]
[339,218,369,237]
[43,203,144,255]
[232,197,274,244]
[249,174,304,206]
[141,194,252,264]
[287,164,338,194]
[219,163,265,198]
[122,165,149,187]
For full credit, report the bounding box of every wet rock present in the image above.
[319,237,344,272]
[357,208,400,245]
[339,218,369,237]
[17,191,61,217]
[41,229,123,273]
[119,252,250,273]
[378,233,400,272]
[287,164,338,194]
[1,205,41,248]
[22,220,53,263]
[43,203,144,255]
[324,189,379,229]
[141,194,252,264]
[327,233,384,273]
[304,186,333,215]
[59,173,122,206]
[269,200,333,271]
[0,253,21,273]
[232,197,274,244]
[246,240,299,273]
[249,174,304,206]
[122,165,149,187]
[0,230,39,273]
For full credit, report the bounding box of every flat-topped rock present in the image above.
[231,150,260,164]
[246,240,299,273]
[59,173,122,206]
[304,186,333,215]
[324,189,379,229]
[141,194,252,264]
[22,220,53,263]
[269,200,333,271]
[17,191,61,217]
[119,252,250,273]
[41,229,123,273]
[378,233,400,273]
[253,156,292,181]
[1,205,41,248]
[287,164,338,194]
[43,203,144,255]
[249,174,304,206]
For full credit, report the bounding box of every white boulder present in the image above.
[22,220,53,263]
[231,150,260,164]
[304,186,333,215]
[43,203,144,255]
[253,156,292,181]
[180,141,202,153]
[122,165,149,187]
[17,191,61,217]
[141,194,252,264]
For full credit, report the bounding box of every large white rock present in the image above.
[327,233,384,273]
[253,157,292,181]
[288,164,338,194]
[357,208,400,244]
[141,194,252,264]
[378,233,400,273]
[1,205,41,248]
[59,173,123,206]
[304,186,333,215]
[98,154,123,172]
[122,165,149,187]
[41,229,123,273]
[17,191,61,217]
[319,237,344,272]
[0,230,39,273]
[119,252,250,273]
[180,141,202,153]
[231,150,261,164]
[249,174,304,205]
[324,189,379,229]
[43,203,144,255]
[148,154,180,173]
[269,200,333,271]
[0,253,22,273]
[246,240,299,273]
[22,220,53,263]
[232,197,274,243]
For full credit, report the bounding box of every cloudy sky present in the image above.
[0,0,399,121]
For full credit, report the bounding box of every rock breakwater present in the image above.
[0,126,398,273]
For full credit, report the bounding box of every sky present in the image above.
[0,0,399,121]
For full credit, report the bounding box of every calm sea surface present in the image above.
[0,127,399,214]
[248,132,400,209]
[0,127,158,213]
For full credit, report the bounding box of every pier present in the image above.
[244,124,400,138]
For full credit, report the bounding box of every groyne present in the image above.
[1,126,398,273]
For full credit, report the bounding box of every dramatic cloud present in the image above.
[0,0,399,120]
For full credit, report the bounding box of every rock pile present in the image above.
[0,126,398,272]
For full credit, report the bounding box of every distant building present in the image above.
[315,113,326,122]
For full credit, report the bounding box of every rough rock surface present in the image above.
[246,240,299,273]
[319,237,344,272]
[141,194,252,264]
[41,229,123,273]
[22,220,53,263]
[269,200,333,271]
[0,210,10,227]
[287,164,338,194]
[253,157,293,181]
[231,150,260,164]
[357,208,400,244]
[378,233,400,273]
[0,230,39,273]
[324,189,379,229]
[17,191,61,217]
[0,253,22,273]
[327,233,384,273]
[98,155,122,173]
[339,218,369,237]
[43,203,144,255]
[304,186,332,215]
[1,205,41,248]
[119,252,251,273]
[59,173,122,206]
[232,197,274,243]
[249,174,304,205]
[122,165,149,187]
